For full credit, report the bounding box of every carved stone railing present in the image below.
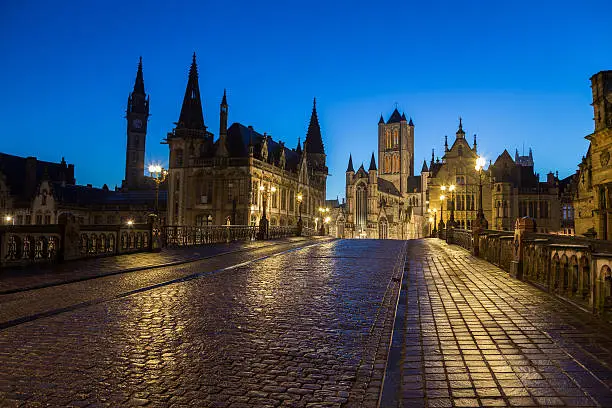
[0,222,153,268]
[161,224,300,247]
[446,228,473,252]
[443,221,612,317]
[0,225,62,266]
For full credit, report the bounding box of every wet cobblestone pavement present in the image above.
[386,239,612,408]
[0,239,405,407]
[0,238,313,294]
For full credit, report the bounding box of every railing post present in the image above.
[511,217,535,280]
[59,213,81,261]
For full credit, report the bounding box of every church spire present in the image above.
[369,152,377,171]
[133,56,145,95]
[444,135,449,152]
[456,117,466,139]
[430,148,435,169]
[217,89,229,157]
[296,137,302,154]
[304,97,324,154]
[177,52,205,130]
[473,133,477,152]
[347,154,354,172]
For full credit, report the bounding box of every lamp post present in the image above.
[475,157,488,229]
[318,207,329,235]
[448,184,456,229]
[296,192,303,236]
[439,187,446,232]
[5,215,14,225]
[148,164,168,217]
[258,184,275,239]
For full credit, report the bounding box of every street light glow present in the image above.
[440,195,446,201]
[126,219,134,226]
[476,156,486,171]
[441,185,446,191]
[450,184,456,192]
[297,193,303,202]
[270,186,276,193]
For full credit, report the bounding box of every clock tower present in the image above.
[124,56,150,189]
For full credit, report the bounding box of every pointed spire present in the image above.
[421,159,429,173]
[369,152,377,171]
[378,114,384,124]
[430,148,435,168]
[347,154,354,172]
[296,137,302,154]
[387,108,402,123]
[401,112,407,121]
[304,97,324,154]
[456,116,465,139]
[221,88,227,106]
[444,135,449,152]
[473,134,477,153]
[133,56,145,94]
[177,52,205,130]
[409,117,414,127]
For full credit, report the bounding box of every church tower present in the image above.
[377,108,414,194]
[125,57,149,189]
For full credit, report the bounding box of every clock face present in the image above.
[133,119,143,129]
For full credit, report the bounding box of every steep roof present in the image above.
[421,160,428,173]
[177,53,205,130]
[387,109,403,124]
[377,178,401,196]
[347,154,354,172]
[369,152,377,171]
[225,123,301,171]
[0,153,75,200]
[304,98,324,154]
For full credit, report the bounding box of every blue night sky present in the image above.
[1,1,610,200]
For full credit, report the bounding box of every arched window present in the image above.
[356,183,367,232]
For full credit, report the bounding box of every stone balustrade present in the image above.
[444,220,612,317]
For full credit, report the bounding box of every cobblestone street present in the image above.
[0,239,405,407]
[383,239,612,407]
[2,238,612,407]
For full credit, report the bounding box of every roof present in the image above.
[325,198,340,208]
[226,123,301,171]
[347,154,354,172]
[51,182,167,208]
[421,160,428,173]
[387,109,403,124]
[369,152,377,171]
[377,178,401,196]
[177,53,205,130]
[304,98,324,154]
[0,152,75,200]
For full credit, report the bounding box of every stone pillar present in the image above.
[511,217,535,280]
[149,215,162,252]
[58,213,81,262]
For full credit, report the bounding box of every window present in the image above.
[35,214,42,224]
[289,190,295,212]
[281,189,287,210]
[131,151,137,163]
[271,189,278,208]
[175,149,184,167]
[42,190,47,205]
[44,214,51,224]
[16,215,23,225]
[25,215,31,224]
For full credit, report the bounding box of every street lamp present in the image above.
[448,184,456,229]
[126,219,134,227]
[148,164,168,217]
[5,215,14,225]
[474,156,488,229]
[258,184,276,239]
[318,207,330,235]
[296,192,303,236]
[428,208,437,235]
[439,193,446,232]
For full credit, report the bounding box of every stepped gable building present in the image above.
[165,54,327,227]
[0,153,164,226]
[574,70,612,238]
[344,109,426,239]
[427,119,492,230]
[489,149,560,232]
